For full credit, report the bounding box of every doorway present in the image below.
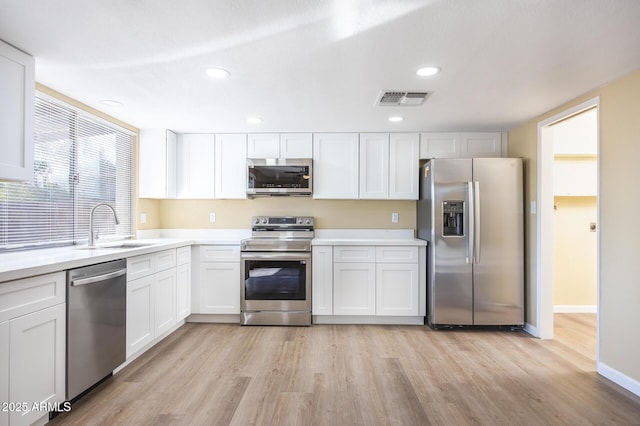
[536,97,600,350]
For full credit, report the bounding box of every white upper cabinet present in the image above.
[247,133,279,158]
[313,133,359,199]
[359,133,390,199]
[359,133,418,200]
[420,132,502,159]
[176,133,215,198]
[139,129,177,198]
[419,132,459,159]
[215,133,247,199]
[459,132,502,158]
[0,40,34,182]
[279,133,313,158]
[389,133,419,199]
[247,133,312,158]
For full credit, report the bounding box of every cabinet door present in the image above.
[333,263,376,315]
[0,321,8,426]
[280,133,313,158]
[247,133,279,158]
[420,132,459,159]
[176,263,191,321]
[215,134,247,199]
[176,133,215,198]
[9,304,65,426]
[312,246,333,315]
[0,40,34,182]
[126,275,155,358]
[389,133,419,200]
[154,268,177,337]
[359,133,389,199]
[199,262,241,314]
[139,129,177,198]
[459,132,502,158]
[312,133,359,199]
[376,263,419,316]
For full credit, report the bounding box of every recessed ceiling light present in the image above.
[247,117,264,124]
[416,66,440,77]
[206,68,230,79]
[388,116,404,122]
[100,100,122,107]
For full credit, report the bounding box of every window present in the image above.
[0,92,134,251]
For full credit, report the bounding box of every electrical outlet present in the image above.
[391,212,399,223]
[209,212,216,223]
[140,212,147,224]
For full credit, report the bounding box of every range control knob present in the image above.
[261,217,268,225]
[253,217,261,225]
[305,218,311,225]
[296,217,303,224]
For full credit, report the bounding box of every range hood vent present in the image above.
[376,91,429,107]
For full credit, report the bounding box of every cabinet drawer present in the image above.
[127,253,156,281]
[0,272,65,322]
[333,246,376,263]
[176,246,191,265]
[199,245,240,262]
[376,246,419,263]
[156,249,177,272]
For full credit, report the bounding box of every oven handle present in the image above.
[241,252,311,261]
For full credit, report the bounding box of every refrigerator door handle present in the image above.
[466,181,474,264]
[474,181,481,264]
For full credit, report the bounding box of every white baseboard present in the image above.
[524,322,539,338]
[598,362,640,397]
[553,305,597,313]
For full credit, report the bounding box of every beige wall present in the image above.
[509,68,640,384]
[148,198,416,230]
[553,196,597,306]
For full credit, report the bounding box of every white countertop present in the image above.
[0,239,193,283]
[311,229,427,246]
[1,228,426,283]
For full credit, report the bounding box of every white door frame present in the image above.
[536,96,600,341]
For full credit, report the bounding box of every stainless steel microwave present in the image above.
[247,158,312,196]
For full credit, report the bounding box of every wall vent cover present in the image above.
[376,91,429,106]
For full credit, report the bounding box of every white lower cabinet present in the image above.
[0,271,66,426]
[198,262,241,314]
[0,321,8,426]
[126,248,181,359]
[312,246,333,315]
[126,275,155,358]
[9,304,66,426]
[176,263,191,321]
[192,245,241,314]
[376,263,419,316]
[333,262,376,315]
[316,245,421,320]
[153,268,177,337]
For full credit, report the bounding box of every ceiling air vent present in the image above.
[376,91,429,107]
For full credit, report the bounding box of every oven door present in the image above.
[241,251,311,312]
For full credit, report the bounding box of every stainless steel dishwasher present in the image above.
[67,259,126,401]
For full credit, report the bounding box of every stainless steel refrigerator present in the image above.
[417,158,524,328]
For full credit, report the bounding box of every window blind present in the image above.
[0,92,134,251]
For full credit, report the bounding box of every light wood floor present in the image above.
[51,314,640,425]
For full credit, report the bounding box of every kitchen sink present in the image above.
[75,242,157,250]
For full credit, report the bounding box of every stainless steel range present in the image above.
[240,216,313,326]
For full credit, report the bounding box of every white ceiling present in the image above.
[2,0,640,133]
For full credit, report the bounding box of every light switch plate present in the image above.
[209,212,216,223]
[391,212,399,223]
[140,212,147,224]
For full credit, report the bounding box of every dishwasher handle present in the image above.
[70,268,127,287]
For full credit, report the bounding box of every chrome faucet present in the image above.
[88,203,120,247]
